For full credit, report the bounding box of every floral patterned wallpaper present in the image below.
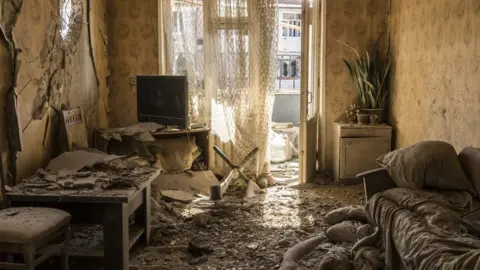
[323,0,389,169]
[388,0,480,151]
[107,0,159,127]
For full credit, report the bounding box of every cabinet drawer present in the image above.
[339,137,391,179]
[340,127,391,138]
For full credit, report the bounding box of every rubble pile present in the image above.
[128,183,365,270]
[11,153,157,195]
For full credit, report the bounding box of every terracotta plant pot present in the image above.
[356,113,371,125]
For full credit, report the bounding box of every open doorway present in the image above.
[269,0,303,184]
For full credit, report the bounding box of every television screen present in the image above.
[136,75,188,127]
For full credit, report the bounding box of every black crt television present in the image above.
[136,75,189,128]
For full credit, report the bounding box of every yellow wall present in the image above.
[107,0,159,128]
[322,0,389,170]
[388,0,480,150]
[0,0,109,182]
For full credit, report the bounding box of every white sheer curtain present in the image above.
[164,0,278,177]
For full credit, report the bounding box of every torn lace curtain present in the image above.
[161,0,279,176]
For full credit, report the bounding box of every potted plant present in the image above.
[339,37,391,124]
[345,104,360,124]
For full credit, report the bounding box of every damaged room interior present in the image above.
[1,0,480,269]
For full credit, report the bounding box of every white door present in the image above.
[299,0,320,183]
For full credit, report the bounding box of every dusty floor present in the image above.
[65,181,363,270]
[270,158,300,184]
[128,182,364,270]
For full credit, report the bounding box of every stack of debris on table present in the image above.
[10,150,157,195]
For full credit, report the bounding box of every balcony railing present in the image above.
[276,54,301,92]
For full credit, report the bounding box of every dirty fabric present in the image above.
[377,141,474,193]
[326,220,372,244]
[367,187,480,270]
[317,246,353,270]
[149,136,199,173]
[324,205,368,225]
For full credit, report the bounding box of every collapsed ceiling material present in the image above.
[10,150,157,195]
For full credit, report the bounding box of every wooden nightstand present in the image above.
[333,122,392,184]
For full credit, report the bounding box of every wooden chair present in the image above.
[0,207,71,270]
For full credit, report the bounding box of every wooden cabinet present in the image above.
[333,123,392,183]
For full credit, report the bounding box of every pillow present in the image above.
[377,141,474,193]
[458,147,480,197]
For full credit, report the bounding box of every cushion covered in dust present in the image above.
[377,141,474,193]
[458,147,480,197]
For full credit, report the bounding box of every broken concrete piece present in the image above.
[72,177,98,189]
[188,239,214,257]
[74,171,92,178]
[153,170,220,196]
[192,213,211,228]
[46,184,60,191]
[98,122,165,141]
[161,190,197,202]
[45,174,57,182]
[57,179,75,189]
[46,150,121,173]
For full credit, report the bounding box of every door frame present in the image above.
[299,0,324,183]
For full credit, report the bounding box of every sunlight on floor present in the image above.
[260,185,302,229]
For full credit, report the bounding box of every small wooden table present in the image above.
[6,170,160,270]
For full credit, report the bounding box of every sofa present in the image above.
[354,143,480,270]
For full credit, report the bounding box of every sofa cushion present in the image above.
[0,207,71,244]
[459,147,480,197]
[377,141,474,193]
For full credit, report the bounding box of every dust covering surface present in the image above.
[365,187,480,270]
[70,183,364,270]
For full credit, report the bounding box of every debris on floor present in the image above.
[128,182,364,269]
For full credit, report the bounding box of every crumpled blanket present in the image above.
[365,187,480,270]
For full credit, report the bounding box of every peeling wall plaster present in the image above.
[322,0,389,170]
[388,0,480,151]
[107,0,159,128]
[0,0,109,182]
